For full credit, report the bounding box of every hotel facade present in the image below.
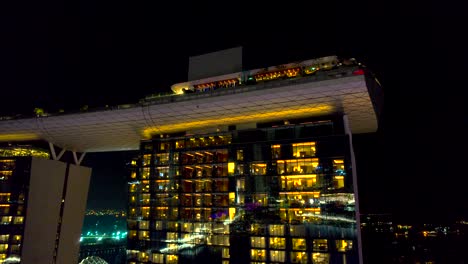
[0,145,91,264]
[0,47,382,264]
[126,48,382,264]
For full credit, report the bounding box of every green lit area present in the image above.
[80,210,127,246]
[80,231,128,244]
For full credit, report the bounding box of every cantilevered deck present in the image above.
[0,67,378,152]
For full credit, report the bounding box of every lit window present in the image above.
[155,221,163,230]
[142,154,151,166]
[222,247,230,258]
[277,158,319,175]
[251,236,266,248]
[291,251,307,264]
[333,159,345,176]
[251,223,266,235]
[141,168,150,179]
[313,239,328,251]
[312,253,330,264]
[333,176,345,189]
[209,235,229,246]
[251,249,266,261]
[167,232,178,241]
[0,244,8,253]
[13,216,23,225]
[0,235,8,243]
[236,149,244,161]
[155,153,169,165]
[0,216,11,225]
[336,240,353,252]
[251,163,267,175]
[138,251,149,262]
[292,238,306,250]
[152,253,164,264]
[138,230,149,240]
[0,194,10,203]
[270,250,285,262]
[271,145,281,159]
[166,254,178,264]
[139,221,149,230]
[269,237,285,249]
[129,230,137,239]
[292,142,316,158]
[228,162,235,175]
[269,225,284,236]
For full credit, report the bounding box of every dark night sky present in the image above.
[1,1,466,222]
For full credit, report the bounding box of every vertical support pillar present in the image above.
[343,114,363,264]
[72,151,86,166]
[48,142,66,161]
[57,149,66,161]
[49,142,57,160]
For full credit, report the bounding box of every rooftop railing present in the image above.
[140,65,361,106]
[0,66,361,120]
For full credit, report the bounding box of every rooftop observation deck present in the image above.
[0,66,379,152]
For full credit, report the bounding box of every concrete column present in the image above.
[343,114,363,264]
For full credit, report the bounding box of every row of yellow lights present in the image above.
[142,105,333,138]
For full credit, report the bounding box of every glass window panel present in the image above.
[138,230,149,240]
[271,144,281,159]
[333,176,345,189]
[333,159,345,175]
[292,238,306,250]
[155,166,169,178]
[0,244,8,253]
[251,223,266,235]
[291,251,307,264]
[290,225,306,237]
[251,249,266,261]
[181,223,193,232]
[270,250,285,262]
[313,239,328,251]
[269,237,285,249]
[336,240,353,252]
[0,216,11,225]
[0,194,10,203]
[292,142,316,158]
[277,158,319,175]
[312,253,330,264]
[139,220,149,230]
[269,225,284,236]
[141,167,150,179]
[166,255,178,264]
[222,247,230,258]
[176,140,185,149]
[280,175,317,191]
[152,253,164,263]
[155,153,169,165]
[142,154,151,166]
[236,149,244,161]
[251,163,267,175]
[0,235,8,243]
[155,221,163,230]
[251,236,266,248]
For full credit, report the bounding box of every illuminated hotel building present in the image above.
[0,47,382,264]
[0,145,91,264]
[126,48,382,264]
